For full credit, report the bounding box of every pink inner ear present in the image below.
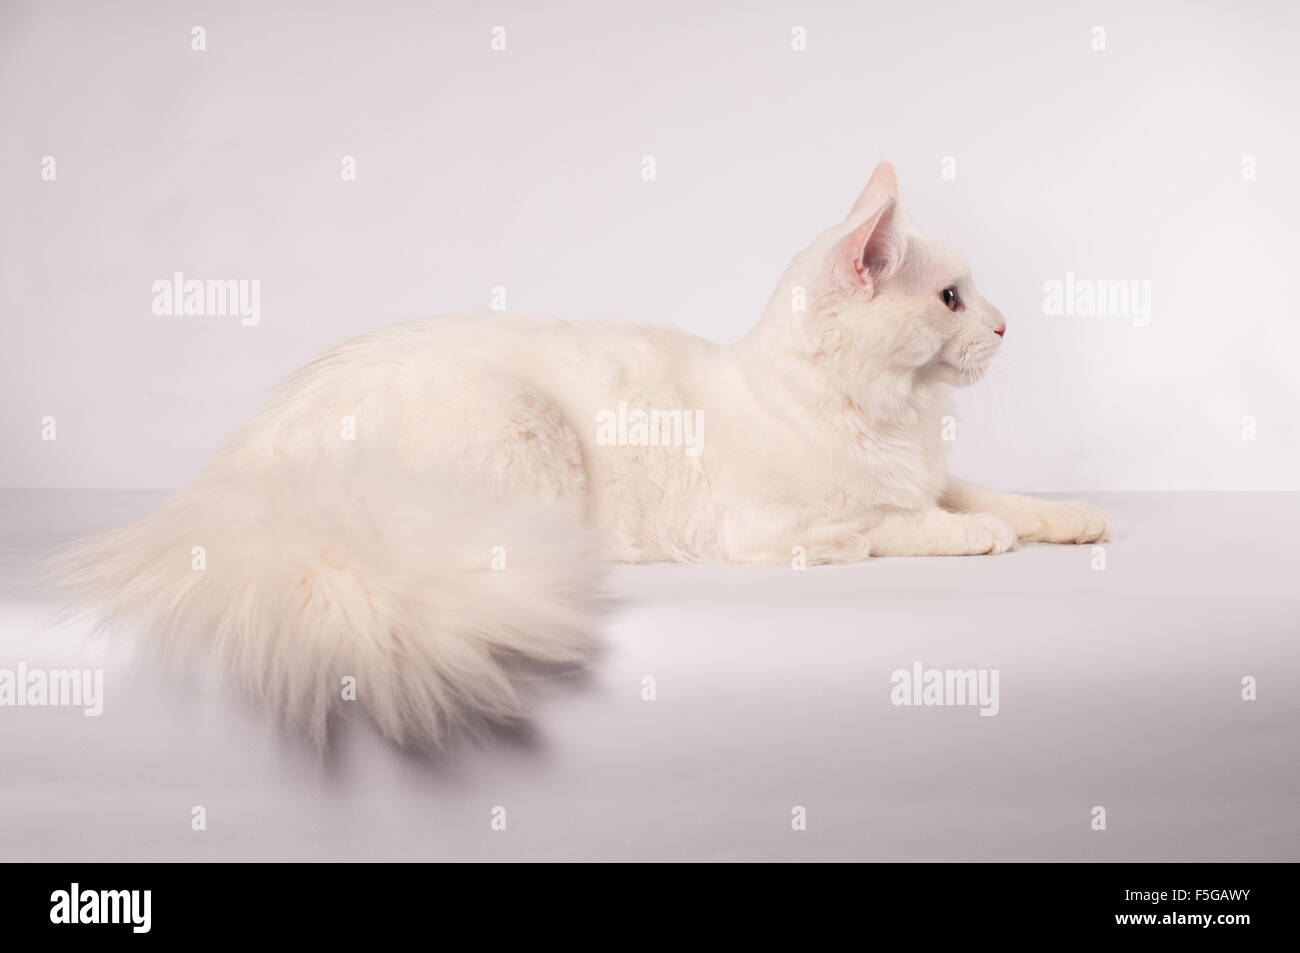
[849,161,900,218]
[835,198,899,290]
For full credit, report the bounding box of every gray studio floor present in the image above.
[0,489,1296,861]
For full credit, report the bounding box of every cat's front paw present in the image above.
[960,514,1019,555]
[1020,500,1110,544]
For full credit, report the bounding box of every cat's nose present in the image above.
[994,322,1006,337]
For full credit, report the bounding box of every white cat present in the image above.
[48,161,1109,745]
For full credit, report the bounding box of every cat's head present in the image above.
[770,161,1005,388]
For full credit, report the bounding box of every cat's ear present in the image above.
[848,160,900,219]
[833,196,904,295]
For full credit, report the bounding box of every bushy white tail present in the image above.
[43,461,602,746]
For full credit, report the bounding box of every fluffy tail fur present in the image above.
[43,459,602,747]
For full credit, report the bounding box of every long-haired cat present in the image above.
[47,161,1109,745]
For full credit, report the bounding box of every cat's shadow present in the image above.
[304,654,605,782]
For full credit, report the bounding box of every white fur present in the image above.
[46,162,1109,744]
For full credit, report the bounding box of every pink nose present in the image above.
[994,323,1006,337]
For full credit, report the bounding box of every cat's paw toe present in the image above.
[1063,501,1110,543]
[1035,501,1110,544]
[966,514,1018,555]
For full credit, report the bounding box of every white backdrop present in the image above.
[3,0,1298,491]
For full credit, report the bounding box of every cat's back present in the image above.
[342,315,716,395]
[325,314,698,367]
[255,315,714,431]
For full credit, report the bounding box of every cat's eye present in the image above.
[940,287,959,312]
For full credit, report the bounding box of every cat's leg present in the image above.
[716,505,872,565]
[787,522,873,565]
[940,479,1109,544]
[719,504,1017,562]
[423,379,589,507]
[864,509,1018,556]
